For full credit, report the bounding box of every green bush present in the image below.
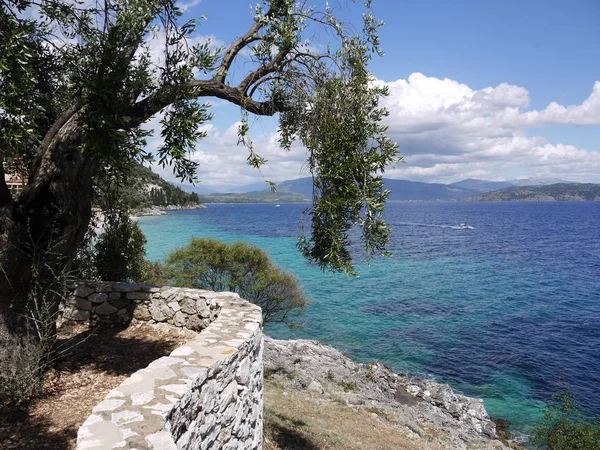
[94,211,147,282]
[533,387,600,450]
[165,238,308,327]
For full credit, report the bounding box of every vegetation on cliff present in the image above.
[111,164,201,210]
[533,387,600,450]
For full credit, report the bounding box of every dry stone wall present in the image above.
[63,281,221,331]
[64,282,263,450]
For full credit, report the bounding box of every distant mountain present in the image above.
[462,183,600,202]
[173,182,216,195]
[198,190,309,204]
[185,176,587,203]
[277,177,314,198]
[236,180,277,193]
[448,178,514,193]
[381,179,477,201]
[505,177,574,187]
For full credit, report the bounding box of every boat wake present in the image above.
[394,222,475,230]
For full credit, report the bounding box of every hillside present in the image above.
[184,177,586,203]
[198,190,309,204]
[462,183,600,202]
[199,177,479,203]
[448,178,514,193]
[117,164,201,209]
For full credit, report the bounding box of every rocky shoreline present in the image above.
[131,203,205,217]
[264,337,521,450]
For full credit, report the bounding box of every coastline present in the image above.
[265,337,523,449]
[130,203,206,218]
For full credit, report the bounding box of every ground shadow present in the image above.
[52,325,182,376]
[0,408,74,450]
[269,422,321,450]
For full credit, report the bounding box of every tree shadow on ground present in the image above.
[0,408,74,450]
[52,324,183,376]
[266,411,321,450]
[269,422,321,450]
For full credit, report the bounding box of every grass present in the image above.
[264,379,445,450]
[339,380,359,392]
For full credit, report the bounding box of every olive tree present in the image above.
[0,0,398,344]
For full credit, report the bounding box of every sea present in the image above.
[138,201,600,437]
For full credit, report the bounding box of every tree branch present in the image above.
[129,79,289,124]
[216,23,262,84]
[215,4,289,84]
[238,47,290,95]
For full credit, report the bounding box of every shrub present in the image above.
[138,260,168,285]
[165,238,308,327]
[533,387,600,450]
[0,247,67,410]
[0,333,49,410]
[340,380,359,392]
[94,211,147,282]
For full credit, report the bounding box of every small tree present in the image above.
[166,238,308,327]
[533,386,600,450]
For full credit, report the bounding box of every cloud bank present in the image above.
[378,73,600,183]
[149,73,600,189]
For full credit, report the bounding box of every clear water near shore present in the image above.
[138,201,600,435]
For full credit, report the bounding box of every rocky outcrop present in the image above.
[132,204,205,217]
[133,206,168,216]
[264,338,512,450]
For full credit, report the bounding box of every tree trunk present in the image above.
[0,105,96,343]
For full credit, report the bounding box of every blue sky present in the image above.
[151,0,600,190]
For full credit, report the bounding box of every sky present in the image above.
[148,0,600,191]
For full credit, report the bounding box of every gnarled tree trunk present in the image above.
[0,105,96,342]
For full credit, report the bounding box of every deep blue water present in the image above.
[138,201,600,435]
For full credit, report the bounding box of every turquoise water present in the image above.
[138,201,600,435]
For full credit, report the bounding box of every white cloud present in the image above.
[378,73,600,183]
[177,0,202,13]
[144,72,600,189]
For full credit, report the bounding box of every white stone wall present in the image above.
[69,283,263,450]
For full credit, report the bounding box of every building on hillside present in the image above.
[3,157,27,195]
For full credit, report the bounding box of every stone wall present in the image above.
[66,282,263,450]
[63,281,221,332]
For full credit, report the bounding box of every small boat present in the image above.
[275,204,281,207]
[458,223,474,229]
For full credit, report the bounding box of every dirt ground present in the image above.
[0,322,192,450]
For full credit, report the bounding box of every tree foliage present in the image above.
[533,386,600,450]
[165,238,308,327]
[0,0,398,276]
